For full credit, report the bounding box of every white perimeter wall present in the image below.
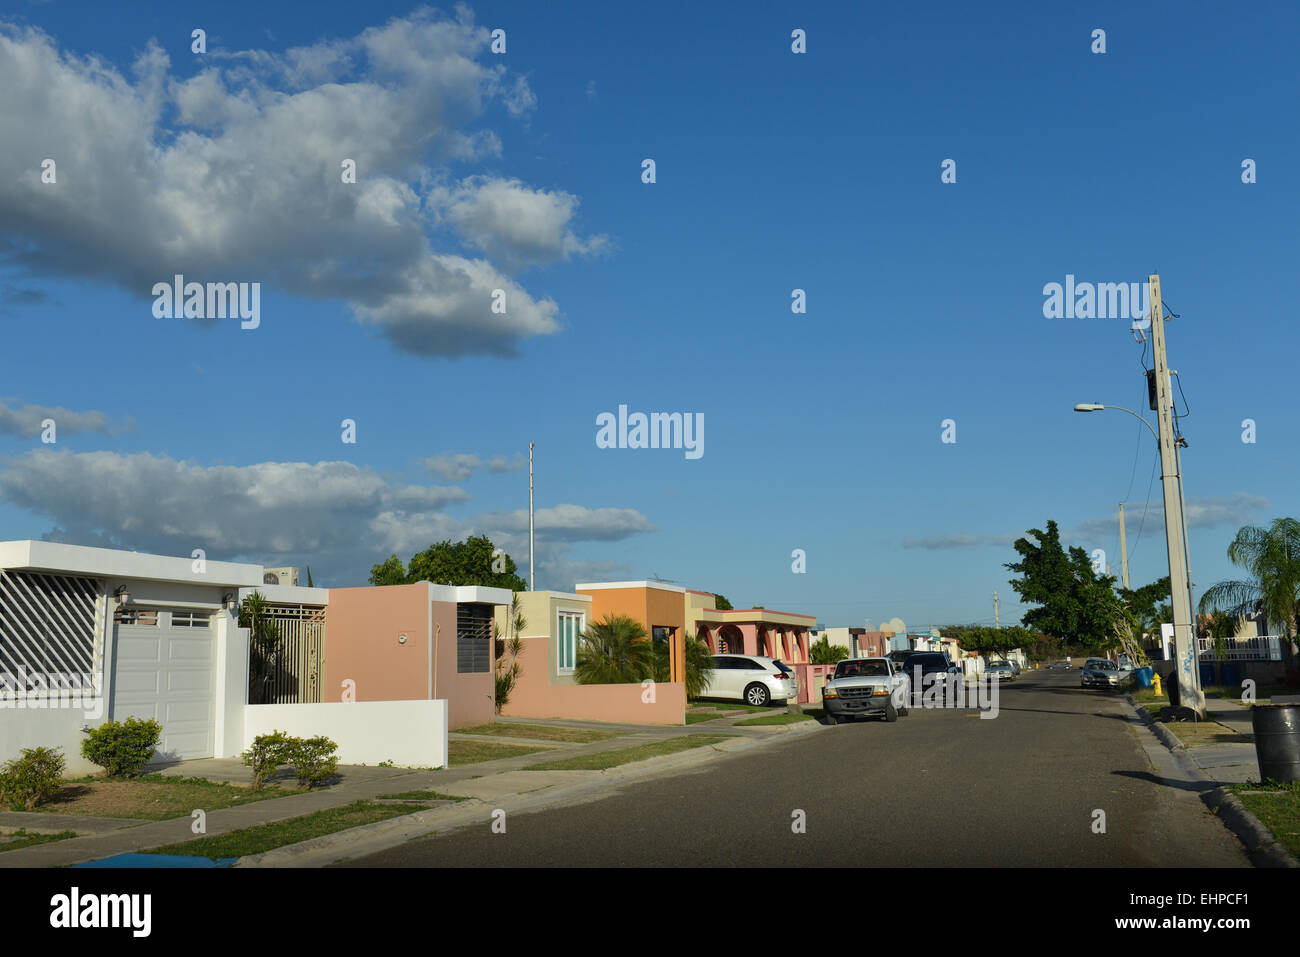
[237,700,448,769]
[0,705,109,775]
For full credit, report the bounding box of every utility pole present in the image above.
[1118,502,1130,590]
[1149,275,1203,715]
[528,443,535,592]
[993,590,999,629]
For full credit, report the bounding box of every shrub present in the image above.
[0,746,66,810]
[241,730,293,790]
[287,735,338,789]
[81,717,162,777]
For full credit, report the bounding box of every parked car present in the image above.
[901,652,962,694]
[985,660,1016,682]
[706,654,798,706]
[821,657,910,724]
[1009,660,1022,676]
[1080,658,1134,690]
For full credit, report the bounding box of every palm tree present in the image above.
[575,615,653,684]
[651,632,715,699]
[239,591,282,704]
[494,593,526,713]
[1198,518,1300,670]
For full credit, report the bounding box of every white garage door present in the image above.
[110,609,216,761]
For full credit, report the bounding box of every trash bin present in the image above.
[1252,704,1300,783]
[1135,666,1153,689]
[1199,663,1215,687]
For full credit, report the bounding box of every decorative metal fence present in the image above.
[258,604,325,703]
[1197,634,1284,661]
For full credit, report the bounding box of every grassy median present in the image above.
[0,829,80,853]
[456,723,624,743]
[448,739,555,766]
[523,735,736,771]
[146,801,417,859]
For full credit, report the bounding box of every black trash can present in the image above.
[1252,704,1300,783]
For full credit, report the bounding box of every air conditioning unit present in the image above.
[263,567,300,587]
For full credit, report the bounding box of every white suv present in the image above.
[706,655,799,706]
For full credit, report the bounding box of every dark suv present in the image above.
[902,652,961,691]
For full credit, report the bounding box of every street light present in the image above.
[1074,400,1202,712]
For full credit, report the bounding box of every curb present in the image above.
[237,721,822,867]
[1124,693,1299,869]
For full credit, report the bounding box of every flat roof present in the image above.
[575,580,686,594]
[0,540,264,587]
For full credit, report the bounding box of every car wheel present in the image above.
[745,683,770,707]
[884,701,898,722]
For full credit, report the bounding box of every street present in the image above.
[341,670,1251,867]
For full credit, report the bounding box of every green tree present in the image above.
[959,626,1029,660]
[575,615,654,685]
[651,632,716,699]
[369,535,527,591]
[712,594,733,611]
[809,636,850,664]
[368,554,407,586]
[1005,520,1132,655]
[1198,518,1300,669]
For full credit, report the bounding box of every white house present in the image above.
[0,541,448,773]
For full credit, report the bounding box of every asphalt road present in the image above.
[340,669,1251,867]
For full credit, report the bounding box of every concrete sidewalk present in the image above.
[0,711,824,867]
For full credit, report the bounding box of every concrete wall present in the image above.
[324,585,430,703]
[240,699,448,769]
[0,704,107,774]
[501,637,685,724]
[433,598,495,729]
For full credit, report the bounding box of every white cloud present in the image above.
[0,400,127,438]
[422,451,526,481]
[430,176,609,270]
[0,8,587,358]
[0,449,653,585]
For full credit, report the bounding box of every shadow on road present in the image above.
[1111,768,1215,794]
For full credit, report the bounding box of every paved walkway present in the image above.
[0,711,814,867]
[1141,695,1261,784]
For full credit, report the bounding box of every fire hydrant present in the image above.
[1152,672,1163,697]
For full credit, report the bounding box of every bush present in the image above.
[0,746,66,810]
[287,735,338,789]
[81,717,162,777]
[241,730,294,790]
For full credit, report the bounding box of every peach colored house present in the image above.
[493,590,686,725]
[575,581,689,682]
[684,590,821,702]
[324,582,513,729]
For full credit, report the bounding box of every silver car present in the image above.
[985,660,1016,682]
[1080,657,1133,690]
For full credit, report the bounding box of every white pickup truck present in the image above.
[821,657,911,724]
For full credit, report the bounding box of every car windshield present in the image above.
[1087,660,1116,670]
[835,660,888,678]
[905,654,946,669]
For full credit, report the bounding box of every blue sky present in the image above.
[0,0,1295,631]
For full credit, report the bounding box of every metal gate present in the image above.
[262,604,325,703]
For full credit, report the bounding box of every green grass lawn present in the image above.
[732,712,815,727]
[146,801,416,859]
[1228,781,1300,860]
[0,829,80,853]
[447,739,554,766]
[685,710,737,724]
[522,735,736,771]
[30,774,295,821]
[456,723,624,743]
[375,789,468,802]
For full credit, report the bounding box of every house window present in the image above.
[557,611,584,673]
[457,604,493,674]
[171,610,212,628]
[113,607,158,626]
